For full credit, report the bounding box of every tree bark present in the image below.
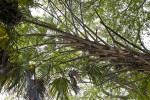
[26,70,40,100]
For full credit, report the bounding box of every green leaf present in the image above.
[49,77,69,100]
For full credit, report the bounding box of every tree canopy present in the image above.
[0,0,150,100]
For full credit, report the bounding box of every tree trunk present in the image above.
[26,70,40,100]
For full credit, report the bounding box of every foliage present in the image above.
[0,0,150,100]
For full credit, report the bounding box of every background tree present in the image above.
[0,0,150,100]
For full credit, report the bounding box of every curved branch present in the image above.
[95,11,149,54]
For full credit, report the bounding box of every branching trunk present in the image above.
[23,18,150,72]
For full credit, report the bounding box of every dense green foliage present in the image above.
[0,0,150,100]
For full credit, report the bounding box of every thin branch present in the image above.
[100,20,149,54]
[17,34,65,38]
[59,1,109,45]
[113,74,150,89]
[13,42,73,51]
[49,1,87,38]
[113,79,138,93]
[79,0,88,39]
[101,69,130,78]
[95,10,115,44]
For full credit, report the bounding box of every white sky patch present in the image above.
[30,8,45,17]
[143,32,150,50]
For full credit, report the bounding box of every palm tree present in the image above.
[0,0,150,99]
